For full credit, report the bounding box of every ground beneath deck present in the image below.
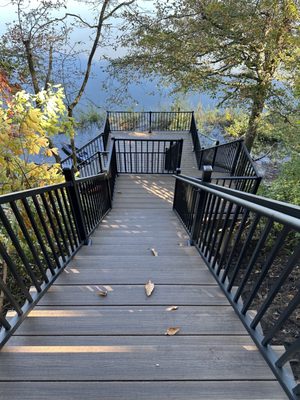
[0,174,286,399]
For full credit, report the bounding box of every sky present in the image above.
[0,0,216,111]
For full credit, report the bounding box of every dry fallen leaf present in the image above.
[165,327,180,336]
[166,306,178,311]
[97,287,108,297]
[151,248,158,256]
[145,280,155,297]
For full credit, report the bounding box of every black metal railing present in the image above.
[190,112,202,167]
[61,117,110,170]
[173,170,300,400]
[76,151,105,178]
[107,111,193,132]
[199,138,258,175]
[198,139,261,193]
[0,142,117,348]
[114,138,183,174]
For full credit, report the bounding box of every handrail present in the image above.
[61,116,110,169]
[177,174,300,228]
[0,145,117,348]
[173,172,300,400]
[107,111,193,132]
[201,138,243,152]
[114,138,183,174]
[61,132,107,169]
[197,138,261,193]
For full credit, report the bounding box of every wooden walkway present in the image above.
[0,171,287,399]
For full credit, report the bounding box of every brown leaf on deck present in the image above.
[151,248,158,256]
[166,306,178,311]
[97,287,108,297]
[165,327,180,336]
[145,280,155,297]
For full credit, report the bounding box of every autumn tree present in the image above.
[1,0,136,166]
[0,85,72,193]
[109,0,300,151]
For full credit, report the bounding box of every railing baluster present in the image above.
[0,242,33,303]
[233,219,273,302]
[9,201,49,283]
[0,206,41,292]
[22,198,56,275]
[251,245,300,330]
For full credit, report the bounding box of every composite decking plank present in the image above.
[55,265,213,285]
[0,336,277,381]
[66,256,205,268]
[15,306,246,336]
[38,284,228,306]
[77,245,200,256]
[0,148,287,399]
[0,381,286,400]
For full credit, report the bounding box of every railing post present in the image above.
[98,151,103,173]
[212,145,218,169]
[172,168,181,210]
[190,165,213,245]
[63,168,89,245]
[149,111,152,133]
[177,139,183,170]
[230,139,242,176]
[190,111,194,133]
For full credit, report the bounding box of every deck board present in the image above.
[0,381,286,400]
[0,133,287,399]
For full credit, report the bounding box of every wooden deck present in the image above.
[0,132,287,399]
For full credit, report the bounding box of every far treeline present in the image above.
[0,0,299,204]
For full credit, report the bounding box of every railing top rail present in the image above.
[0,181,70,204]
[113,138,184,142]
[211,175,261,181]
[174,174,300,228]
[61,132,105,165]
[107,111,193,114]
[75,171,107,184]
[200,138,243,151]
[240,140,261,176]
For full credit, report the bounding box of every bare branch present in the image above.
[103,0,135,21]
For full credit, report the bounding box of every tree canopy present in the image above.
[110,0,300,150]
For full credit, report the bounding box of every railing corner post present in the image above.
[202,165,213,183]
[63,167,89,245]
[149,111,152,133]
[190,165,212,245]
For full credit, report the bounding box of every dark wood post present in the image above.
[63,168,89,245]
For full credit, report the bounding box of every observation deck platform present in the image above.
[0,172,286,399]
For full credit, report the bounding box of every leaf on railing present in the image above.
[145,280,155,297]
[151,248,158,256]
[166,306,178,311]
[97,287,108,297]
[165,327,180,336]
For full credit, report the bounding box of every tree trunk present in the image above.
[67,0,110,117]
[245,93,266,152]
[67,107,77,171]
[23,39,40,95]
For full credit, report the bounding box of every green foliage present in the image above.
[259,155,300,205]
[76,107,105,131]
[111,0,300,150]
